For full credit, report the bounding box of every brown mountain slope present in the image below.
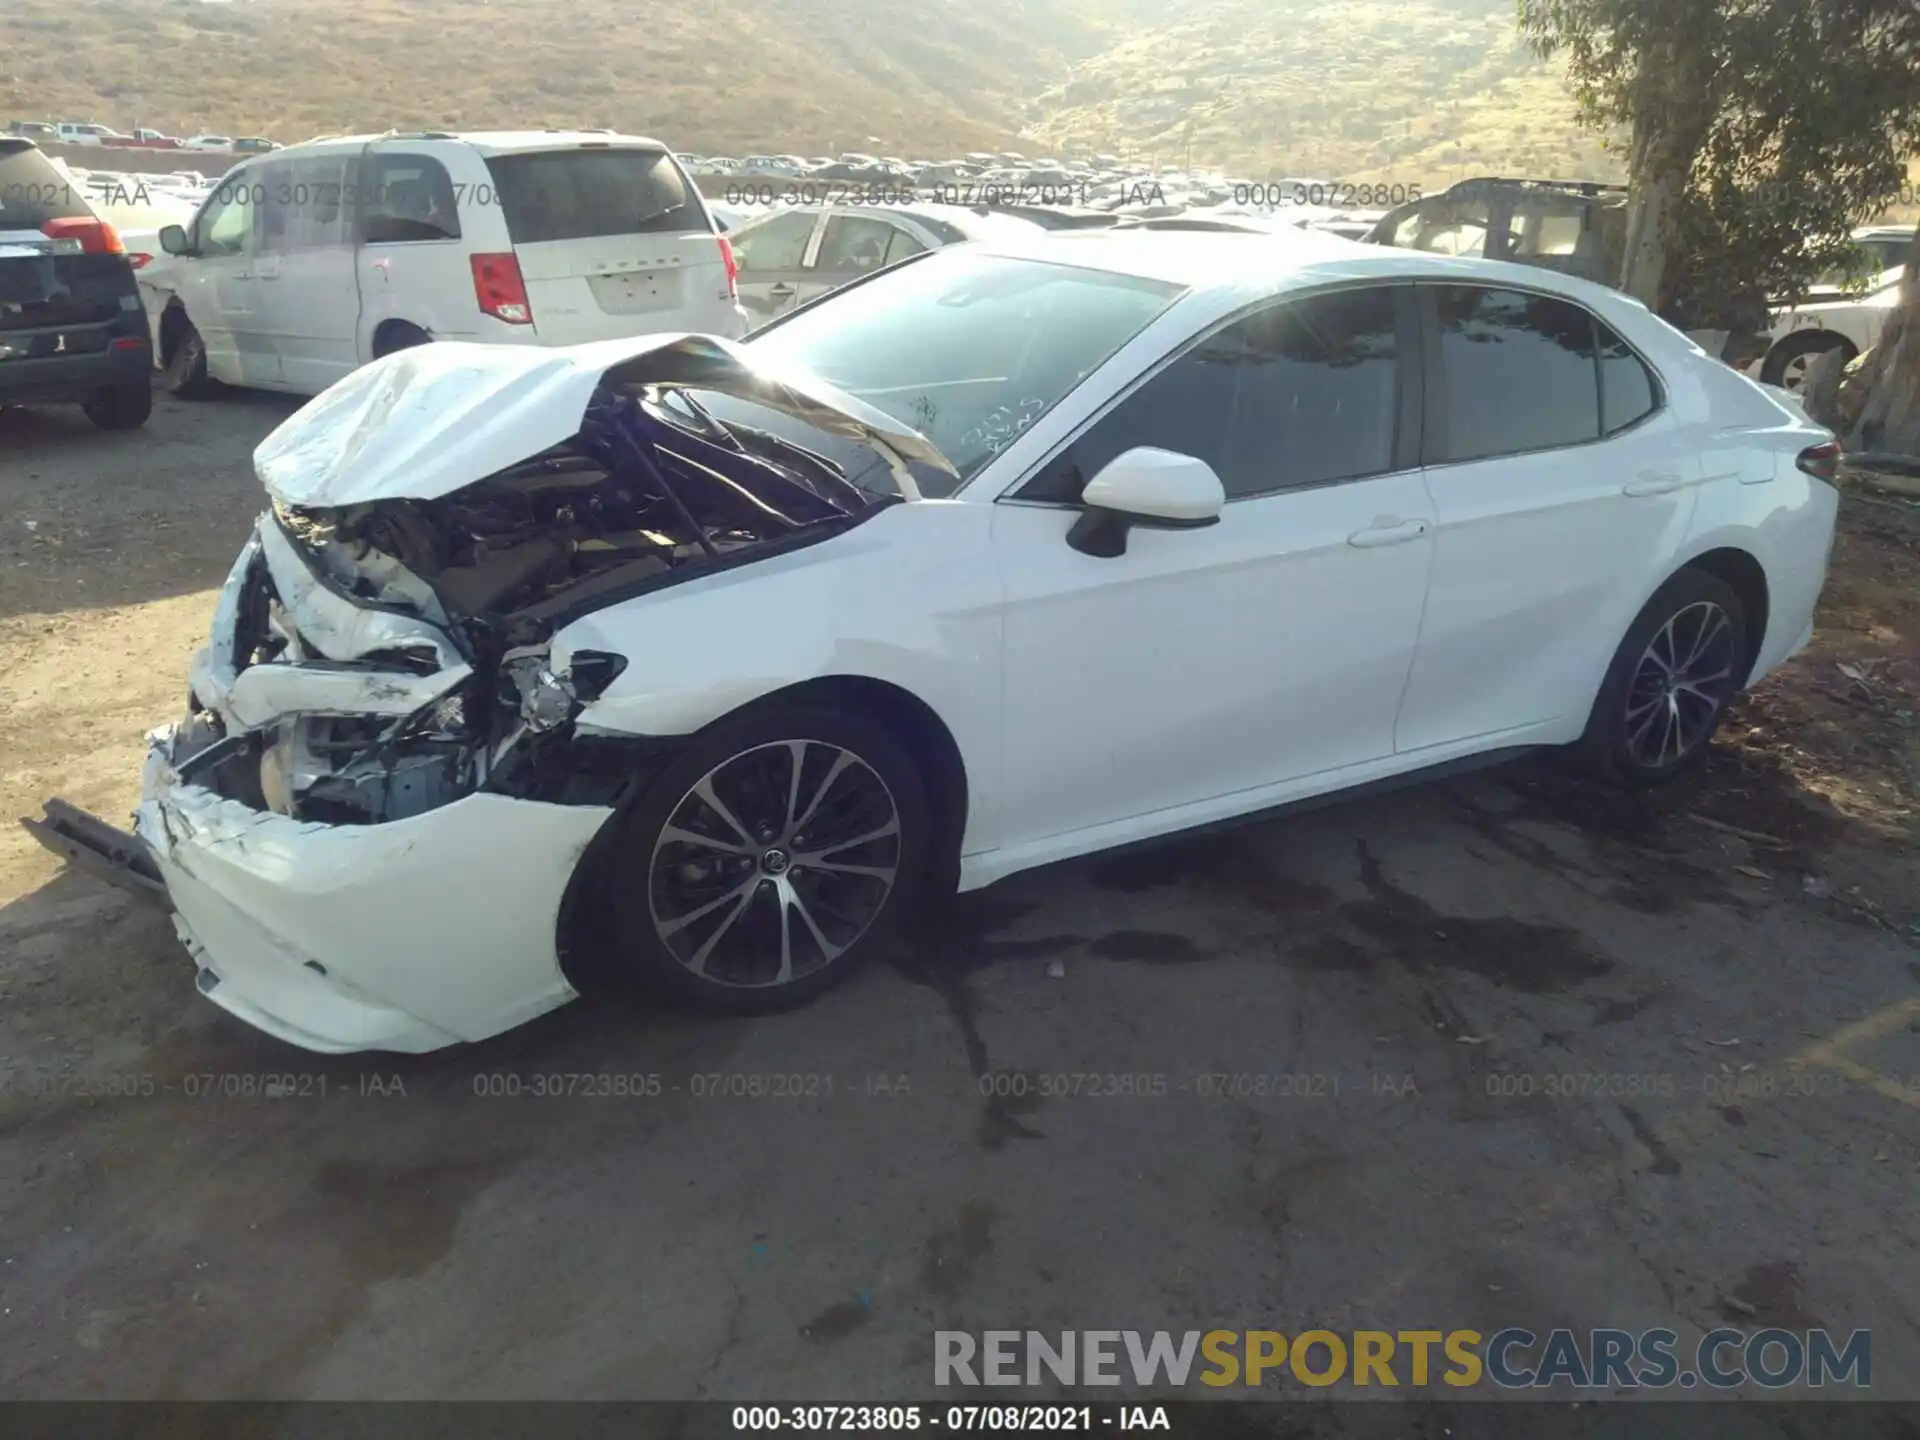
[2,0,1620,178]
[0,0,1117,157]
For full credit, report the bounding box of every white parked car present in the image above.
[54,122,119,146]
[181,135,236,152]
[730,202,1041,327]
[1755,225,1916,390]
[141,130,747,397]
[43,230,1838,1054]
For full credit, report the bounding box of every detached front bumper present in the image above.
[132,726,611,1053]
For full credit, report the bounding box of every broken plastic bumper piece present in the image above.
[128,724,611,1055]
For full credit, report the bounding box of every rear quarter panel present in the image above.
[354,141,518,355]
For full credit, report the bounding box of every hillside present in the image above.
[1028,0,1623,181]
[0,0,1614,179]
[0,0,1115,157]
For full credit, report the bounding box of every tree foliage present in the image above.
[1520,0,1920,327]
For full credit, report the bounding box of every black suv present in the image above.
[0,138,153,429]
[1367,177,1629,286]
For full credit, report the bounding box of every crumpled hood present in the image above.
[253,332,958,508]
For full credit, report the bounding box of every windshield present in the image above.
[741,249,1184,495]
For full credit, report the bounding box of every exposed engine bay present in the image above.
[176,339,952,830]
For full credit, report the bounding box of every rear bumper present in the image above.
[0,336,150,403]
[133,727,612,1054]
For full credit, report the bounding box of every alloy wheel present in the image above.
[647,739,902,988]
[1623,600,1737,769]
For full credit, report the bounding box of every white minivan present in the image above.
[143,130,747,397]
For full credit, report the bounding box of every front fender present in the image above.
[557,499,1006,840]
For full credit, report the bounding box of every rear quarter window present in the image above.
[486,148,705,244]
[0,141,93,228]
[360,153,461,244]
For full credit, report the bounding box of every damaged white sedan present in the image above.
[28,231,1840,1052]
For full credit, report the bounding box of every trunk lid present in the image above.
[483,146,738,344]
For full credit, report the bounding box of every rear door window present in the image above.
[360,153,461,244]
[1429,285,1602,462]
[262,154,351,252]
[485,148,701,243]
[0,141,91,228]
[814,215,901,275]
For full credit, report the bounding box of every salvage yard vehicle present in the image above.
[1754,224,1916,391]
[729,202,1040,326]
[1368,177,1629,284]
[27,229,1839,1054]
[143,130,747,397]
[0,138,153,428]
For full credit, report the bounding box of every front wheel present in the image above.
[1577,569,1749,785]
[160,316,218,398]
[601,702,931,1011]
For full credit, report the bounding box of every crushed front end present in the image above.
[34,334,951,1054]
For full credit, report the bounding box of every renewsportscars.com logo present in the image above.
[934,1328,1872,1391]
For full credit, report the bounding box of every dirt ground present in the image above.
[2,394,1919,1410]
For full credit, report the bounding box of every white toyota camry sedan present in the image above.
[42,228,1840,1053]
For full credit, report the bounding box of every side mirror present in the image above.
[158,223,190,256]
[1068,446,1225,558]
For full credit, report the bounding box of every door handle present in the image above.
[1347,517,1430,548]
[1623,471,1685,496]
[768,283,796,298]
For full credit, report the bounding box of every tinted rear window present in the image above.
[485,148,703,243]
[0,142,92,228]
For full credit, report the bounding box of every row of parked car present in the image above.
[8,119,281,155]
[2,128,1911,436]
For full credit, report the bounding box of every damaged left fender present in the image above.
[560,498,1007,856]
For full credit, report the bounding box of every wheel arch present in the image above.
[1679,546,1771,686]
[551,673,970,991]
[370,318,432,358]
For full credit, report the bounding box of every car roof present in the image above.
[264,130,671,157]
[959,226,1650,313]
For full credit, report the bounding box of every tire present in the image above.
[160,316,218,398]
[82,378,153,430]
[1576,568,1749,786]
[373,322,430,358]
[598,701,932,1012]
[1759,331,1853,392]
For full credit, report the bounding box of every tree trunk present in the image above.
[1846,229,1920,456]
[1619,123,1678,308]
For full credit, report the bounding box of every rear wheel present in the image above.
[1577,569,1748,785]
[82,378,153,430]
[160,315,218,398]
[601,702,931,1011]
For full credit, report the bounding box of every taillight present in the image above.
[1796,439,1842,483]
[469,252,533,325]
[127,252,152,270]
[41,217,126,256]
[716,234,739,298]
